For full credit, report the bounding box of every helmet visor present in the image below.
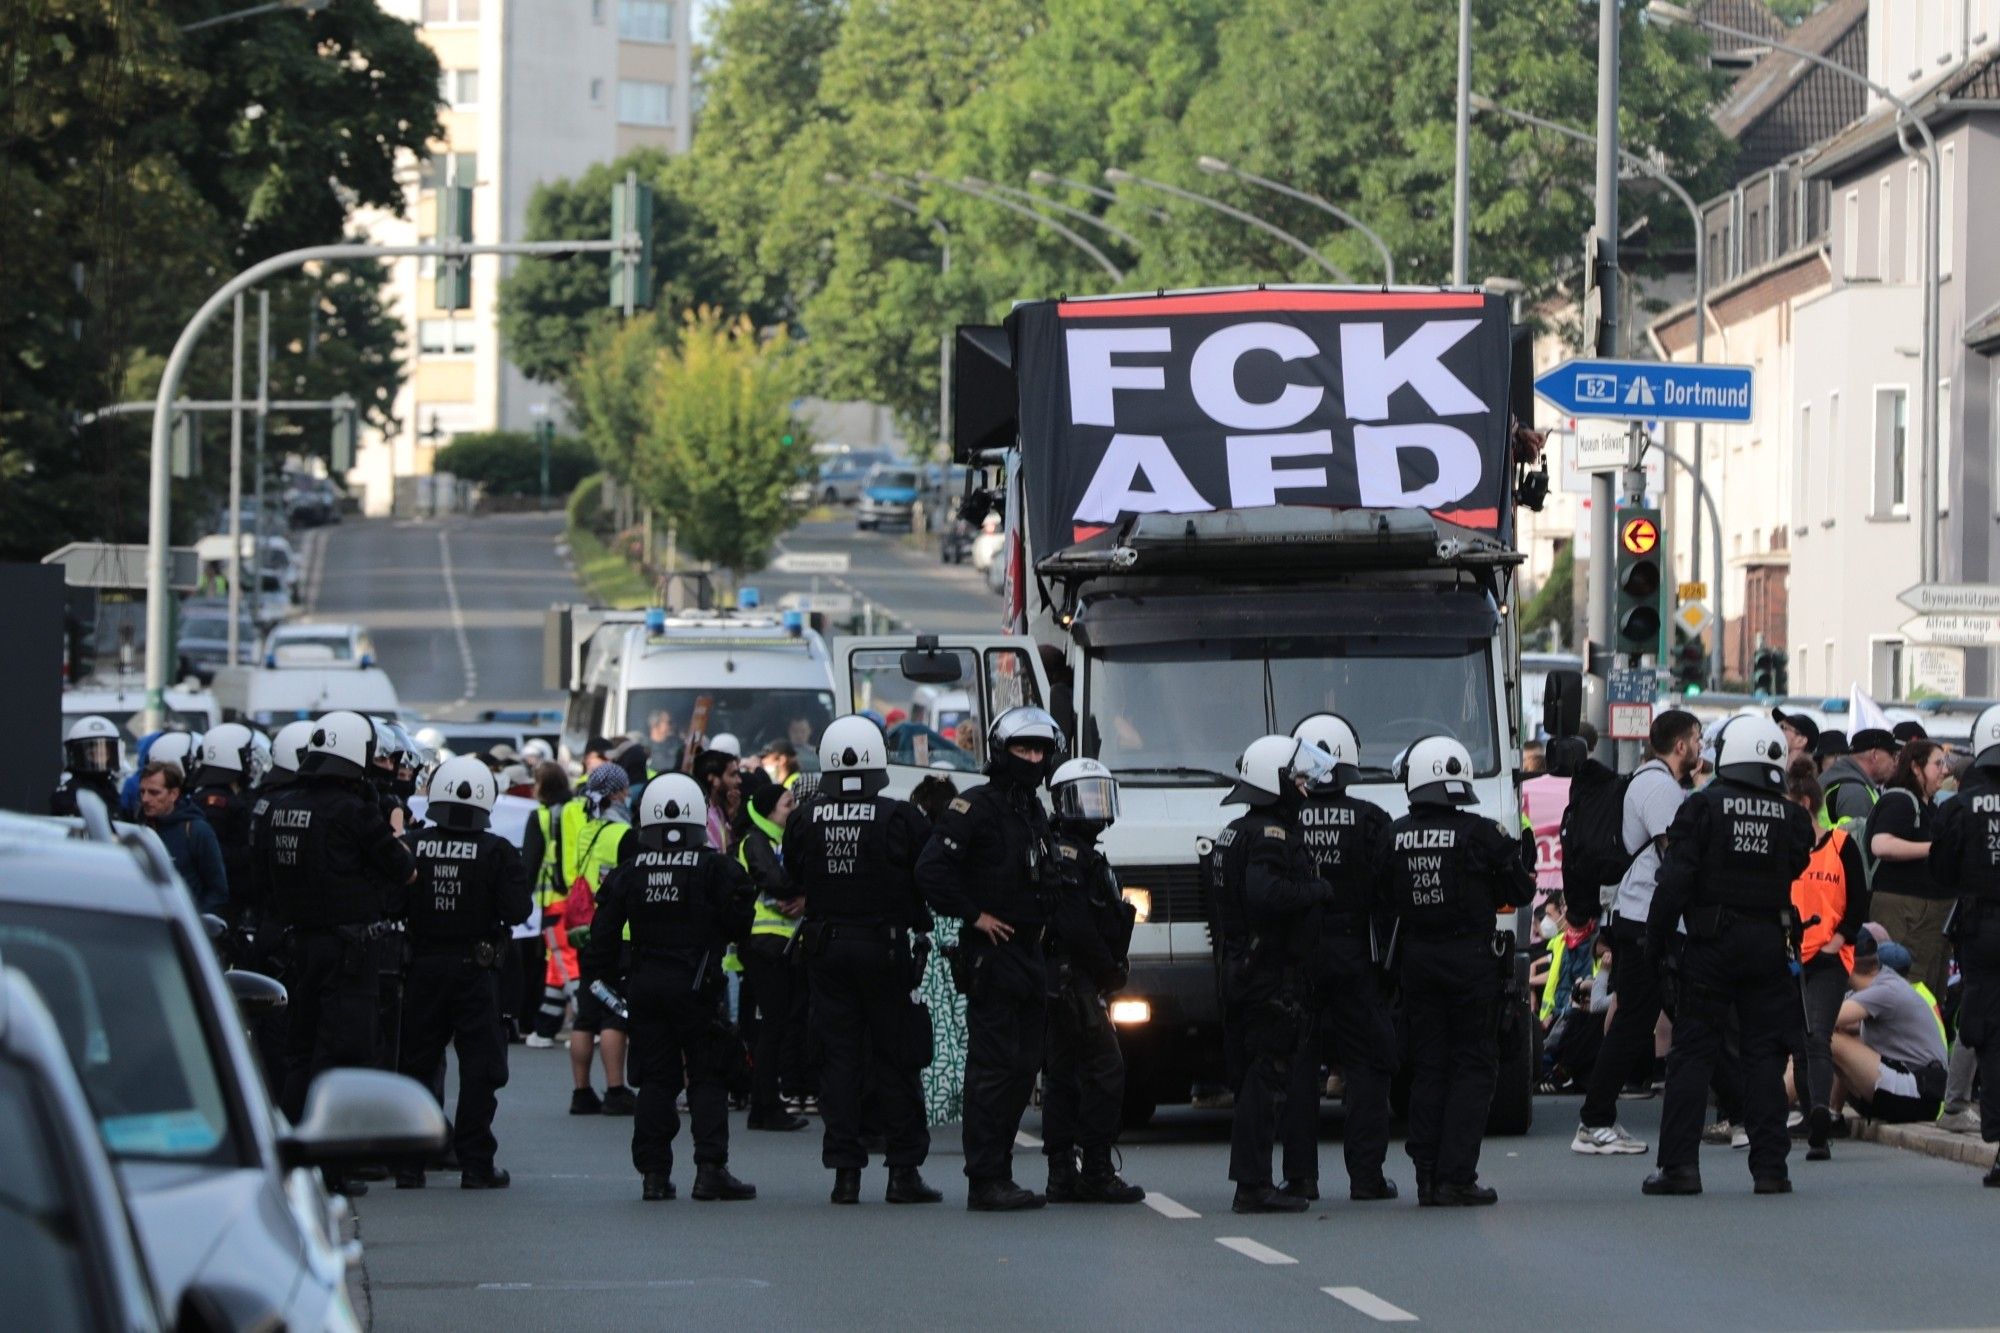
[65,737,119,775]
[1054,775,1119,824]
[1290,740,1336,788]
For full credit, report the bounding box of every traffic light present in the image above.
[609,177,655,310]
[1613,505,1663,656]
[436,183,473,311]
[1672,637,1707,696]
[1752,646,1790,697]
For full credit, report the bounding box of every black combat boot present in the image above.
[967,1178,1045,1211]
[885,1167,943,1204]
[393,1168,426,1190]
[1985,1149,2000,1187]
[1349,1178,1399,1202]
[1753,1176,1793,1195]
[831,1168,862,1205]
[1045,1151,1082,1203]
[1232,1183,1309,1214]
[1077,1148,1145,1204]
[461,1167,511,1190]
[1279,1178,1319,1202]
[642,1172,676,1201]
[692,1163,756,1201]
[1414,1170,1436,1207]
[1642,1166,1703,1196]
[1428,1179,1498,1206]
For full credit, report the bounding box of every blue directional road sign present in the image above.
[1535,358,1754,425]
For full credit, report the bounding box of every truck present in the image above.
[845,285,1546,1131]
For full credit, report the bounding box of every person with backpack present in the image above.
[1570,709,1703,1157]
[561,764,636,1115]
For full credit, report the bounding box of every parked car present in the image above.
[857,465,922,531]
[176,605,261,683]
[0,805,445,1331]
[263,621,378,669]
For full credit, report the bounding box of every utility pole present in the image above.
[1586,0,1620,760]
[1452,0,1473,285]
[225,295,245,664]
[253,290,270,642]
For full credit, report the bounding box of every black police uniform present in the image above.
[784,785,936,1193]
[1281,786,1398,1198]
[51,772,123,819]
[583,825,755,1197]
[1211,807,1328,1200]
[238,772,301,1087]
[1928,764,2000,1178]
[261,771,416,1124]
[1646,774,1814,1187]
[398,818,532,1183]
[1042,829,1139,1200]
[1376,801,1532,1203]
[190,772,255,920]
[916,769,1057,1198]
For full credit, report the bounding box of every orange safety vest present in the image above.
[1791,827,1858,973]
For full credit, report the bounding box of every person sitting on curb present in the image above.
[1829,934,1947,1128]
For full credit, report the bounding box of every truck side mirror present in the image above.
[1542,668,1584,742]
[900,634,964,686]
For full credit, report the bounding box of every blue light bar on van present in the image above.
[645,607,666,633]
[739,587,761,610]
[781,609,804,636]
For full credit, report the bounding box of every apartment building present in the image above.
[351,0,692,515]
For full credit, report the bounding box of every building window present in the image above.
[590,77,605,106]
[441,68,481,109]
[618,79,672,126]
[1942,143,1955,277]
[1874,387,1909,517]
[1824,642,1834,696]
[418,319,478,357]
[1795,402,1811,534]
[1878,175,1892,280]
[417,151,477,192]
[620,1,674,42]
[1907,163,1921,285]
[1842,190,1859,278]
[592,0,606,22]
[423,0,480,20]
[1825,389,1841,526]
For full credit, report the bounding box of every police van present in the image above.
[548,605,840,766]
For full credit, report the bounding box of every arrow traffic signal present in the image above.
[1614,506,1663,655]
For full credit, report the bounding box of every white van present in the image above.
[210,663,402,728]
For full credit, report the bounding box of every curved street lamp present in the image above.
[911,170,1124,282]
[1102,166,1351,282]
[1027,170,1171,223]
[965,177,1143,253]
[1194,156,1394,284]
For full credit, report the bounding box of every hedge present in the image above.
[437,430,596,497]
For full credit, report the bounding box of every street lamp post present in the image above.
[1195,156,1394,283]
[825,171,954,450]
[1648,0,1942,585]
[1027,170,1171,223]
[968,178,1143,252]
[181,0,330,32]
[1453,0,1474,285]
[1102,167,1350,281]
[910,170,1124,282]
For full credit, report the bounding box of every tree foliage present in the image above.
[436,431,596,498]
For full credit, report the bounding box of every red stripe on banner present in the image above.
[1056,291,1487,318]
[1432,507,1500,528]
[1071,524,1109,542]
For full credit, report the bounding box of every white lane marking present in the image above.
[1014,1130,1042,1148]
[1143,1193,1199,1219]
[1322,1287,1418,1322]
[1216,1237,1297,1266]
[301,527,328,614]
[437,528,478,703]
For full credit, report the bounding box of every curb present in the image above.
[1849,1113,1995,1170]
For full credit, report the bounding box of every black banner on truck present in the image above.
[1006,288,1514,552]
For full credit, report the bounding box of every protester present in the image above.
[1783,759,1867,1161]
[1822,729,1895,831]
[1865,739,1955,996]
[137,760,229,914]
[1831,933,1948,1125]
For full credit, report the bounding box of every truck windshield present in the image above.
[1087,636,1496,781]
[625,688,836,756]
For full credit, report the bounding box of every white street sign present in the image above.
[1897,583,2000,616]
[779,591,854,615]
[771,551,851,575]
[1899,613,2000,647]
[42,541,200,591]
[1609,702,1654,741]
[1671,599,1713,638]
[1571,418,1640,474]
[1906,645,1966,697]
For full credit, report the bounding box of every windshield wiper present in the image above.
[1111,765,1236,785]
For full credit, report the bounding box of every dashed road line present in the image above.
[1215,1237,1297,1266]
[1142,1193,1199,1219]
[1321,1287,1418,1322]
[437,527,479,703]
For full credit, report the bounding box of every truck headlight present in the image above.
[1108,998,1152,1026]
[1121,887,1152,923]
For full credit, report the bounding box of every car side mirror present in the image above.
[900,634,964,686]
[225,969,288,1014]
[275,1069,445,1171]
[1542,668,1584,743]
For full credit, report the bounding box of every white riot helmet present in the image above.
[300,709,376,781]
[414,726,448,759]
[64,716,123,777]
[708,732,743,759]
[521,737,555,767]
[1051,757,1120,831]
[371,718,409,767]
[638,772,709,845]
[148,730,202,779]
[271,720,315,777]
[1401,735,1478,807]
[426,754,498,830]
[1714,715,1787,791]
[1292,713,1361,789]
[819,715,889,797]
[1228,735,1332,807]
[1968,704,2000,768]
[988,706,1067,786]
[197,722,260,785]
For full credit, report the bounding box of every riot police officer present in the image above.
[53,716,124,817]
[263,710,417,1191]
[395,756,532,1191]
[1643,716,1814,1196]
[583,773,757,1203]
[785,715,942,1206]
[1280,713,1399,1203]
[1042,757,1143,1205]
[189,723,263,919]
[1377,735,1533,1206]
[1213,734,1336,1214]
[1930,703,2000,1187]
[917,706,1066,1212]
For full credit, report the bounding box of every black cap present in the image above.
[1850,728,1898,756]
[1892,720,1929,743]
[586,735,617,758]
[1772,710,1820,752]
[1816,730,1849,758]
[761,739,797,759]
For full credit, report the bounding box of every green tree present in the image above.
[1520,545,1575,652]
[570,313,667,488]
[638,309,808,575]
[436,431,596,498]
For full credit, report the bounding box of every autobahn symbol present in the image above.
[1621,515,1658,556]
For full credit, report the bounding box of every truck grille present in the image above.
[1114,863,1207,925]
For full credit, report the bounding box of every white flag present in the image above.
[1850,685,1893,734]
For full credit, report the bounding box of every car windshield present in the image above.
[872,470,918,490]
[625,688,836,756]
[276,633,355,659]
[1086,636,1497,781]
[0,1062,103,1332]
[0,905,243,1168]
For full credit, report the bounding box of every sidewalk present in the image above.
[1848,1110,1995,1170]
